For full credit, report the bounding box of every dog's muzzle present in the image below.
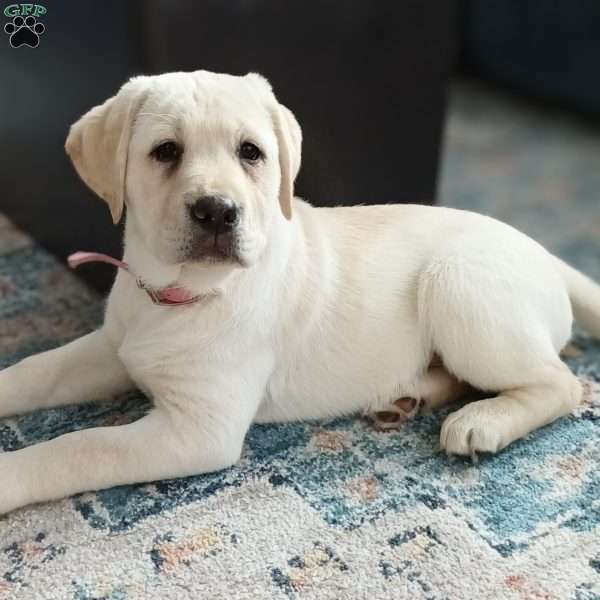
[188,196,241,261]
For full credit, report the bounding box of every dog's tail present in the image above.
[555,257,600,339]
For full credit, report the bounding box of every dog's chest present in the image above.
[116,303,233,379]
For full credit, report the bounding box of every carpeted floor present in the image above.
[0,82,599,599]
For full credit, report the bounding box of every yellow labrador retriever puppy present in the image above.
[0,70,599,514]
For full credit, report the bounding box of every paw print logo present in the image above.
[4,15,45,48]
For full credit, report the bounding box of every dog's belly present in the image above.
[255,319,427,423]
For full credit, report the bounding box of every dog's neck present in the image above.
[68,251,207,306]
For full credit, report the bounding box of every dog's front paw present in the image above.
[440,399,512,459]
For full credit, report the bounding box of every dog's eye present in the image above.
[239,142,263,162]
[151,141,183,163]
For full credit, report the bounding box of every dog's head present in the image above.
[65,70,301,276]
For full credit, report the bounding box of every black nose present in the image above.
[189,196,240,234]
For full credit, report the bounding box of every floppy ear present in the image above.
[65,76,150,224]
[245,73,302,220]
[271,102,302,220]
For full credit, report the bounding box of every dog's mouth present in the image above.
[186,231,243,265]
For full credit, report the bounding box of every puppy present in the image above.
[0,70,598,514]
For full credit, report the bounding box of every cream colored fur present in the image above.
[0,70,598,514]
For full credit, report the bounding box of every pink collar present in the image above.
[67,252,204,306]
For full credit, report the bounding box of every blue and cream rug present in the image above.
[1,82,600,599]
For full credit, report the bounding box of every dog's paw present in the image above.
[368,397,422,431]
[440,399,512,459]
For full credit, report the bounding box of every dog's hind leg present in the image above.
[440,361,581,457]
[368,362,471,430]
[419,245,582,457]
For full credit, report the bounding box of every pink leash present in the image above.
[67,251,203,306]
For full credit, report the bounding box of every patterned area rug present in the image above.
[1,83,600,599]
